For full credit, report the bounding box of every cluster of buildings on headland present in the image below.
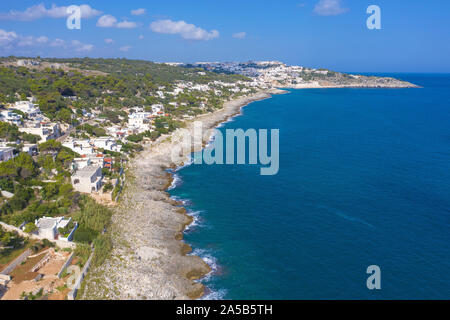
[186,61,314,88]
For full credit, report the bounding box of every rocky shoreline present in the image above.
[80,79,417,300]
[78,89,284,300]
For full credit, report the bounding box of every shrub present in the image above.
[103,182,113,193]
[73,226,98,243]
[41,183,59,200]
[126,134,143,143]
[41,238,55,248]
[74,243,91,266]
[23,222,36,233]
[92,235,112,267]
[0,178,14,193]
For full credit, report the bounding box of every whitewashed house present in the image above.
[71,165,103,193]
[91,137,121,152]
[86,154,106,168]
[128,112,151,132]
[17,59,39,67]
[19,123,61,143]
[12,101,41,118]
[71,157,91,171]
[63,139,95,156]
[0,110,22,125]
[35,216,75,241]
[22,143,38,156]
[151,104,164,116]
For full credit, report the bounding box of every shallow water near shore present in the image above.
[169,74,450,299]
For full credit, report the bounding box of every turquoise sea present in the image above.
[169,74,450,299]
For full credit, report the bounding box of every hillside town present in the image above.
[187,60,416,88]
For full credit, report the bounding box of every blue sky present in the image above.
[0,0,449,72]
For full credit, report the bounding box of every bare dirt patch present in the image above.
[1,249,71,300]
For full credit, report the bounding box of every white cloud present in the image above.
[119,46,132,52]
[50,38,65,47]
[0,29,18,46]
[138,35,144,40]
[150,19,219,41]
[117,20,137,29]
[35,36,49,44]
[232,32,246,39]
[0,29,94,56]
[314,0,348,16]
[0,28,48,48]
[0,28,89,56]
[18,36,35,47]
[0,4,101,21]
[96,14,117,27]
[71,40,94,52]
[104,38,114,44]
[97,14,137,28]
[131,8,146,16]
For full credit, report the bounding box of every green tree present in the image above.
[41,183,59,200]
[24,222,37,233]
[0,152,37,178]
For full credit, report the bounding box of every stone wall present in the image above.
[57,252,75,278]
[30,251,52,273]
[0,249,32,275]
[67,250,94,300]
[0,221,76,249]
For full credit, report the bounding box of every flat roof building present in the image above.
[71,165,103,193]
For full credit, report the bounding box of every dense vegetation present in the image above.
[0,122,41,143]
[45,57,249,84]
[0,57,250,134]
[72,197,112,267]
[0,225,23,249]
[0,140,79,225]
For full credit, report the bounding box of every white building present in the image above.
[91,137,121,152]
[128,112,151,132]
[63,139,95,156]
[17,59,40,67]
[71,165,103,193]
[12,101,41,118]
[19,123,61,143]
[150,104,164,116]
[71,157,91,171]
[35,216,73,241]
[86,154,106,168]
[22,143,38,156]
[0,110,22,125]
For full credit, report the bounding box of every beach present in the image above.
[78,89,285,299]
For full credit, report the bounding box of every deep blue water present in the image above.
[169,74,450,299]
